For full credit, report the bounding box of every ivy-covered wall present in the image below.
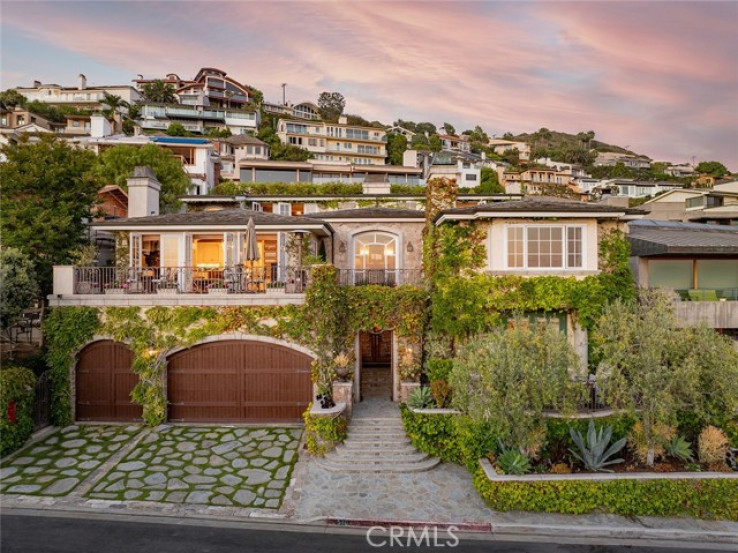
[43,265,427,427]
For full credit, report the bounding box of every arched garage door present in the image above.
[167,340,313,422]
[76,341,142,422]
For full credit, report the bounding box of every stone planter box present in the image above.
[207,288,229,296]
[332,381,353,418]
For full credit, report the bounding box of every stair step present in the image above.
[332,450,429,462]
[335,444,419,455]
[343,437,411,447]
[346,429,407,437]
[316,457,440,473]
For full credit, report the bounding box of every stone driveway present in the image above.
[1,424,302,511]
[88,425,300,508]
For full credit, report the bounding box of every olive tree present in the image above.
[592,290,738,466]
[0,248,39,340]
[449,318,585,454]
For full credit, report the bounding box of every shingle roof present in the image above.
[93,208,324,228]
[628,223,738,256]
[437,198,642,218]
[225,135,267,146]
[305,207,425,220]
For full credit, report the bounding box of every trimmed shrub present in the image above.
[1,367,37,456]
[474,467,738,520]
[303,405,347,456]
[400,404,461,463]
[425,358,453,382]
[698,426,729,465]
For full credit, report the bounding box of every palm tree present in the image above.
[141,80,177,104]
[102,93,128,118]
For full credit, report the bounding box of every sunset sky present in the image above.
[2,1,736,168]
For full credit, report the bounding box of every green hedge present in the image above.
[399,404,462,463]
[474,467,738,520]
[1,367,37,457]
[303,405,348,456]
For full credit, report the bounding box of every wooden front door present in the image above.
[75,341,142,422]
[167,340,312,422]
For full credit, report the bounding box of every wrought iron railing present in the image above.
[72,266,306,295]
[337,269,424,287]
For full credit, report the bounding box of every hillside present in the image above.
[509,129,645,158]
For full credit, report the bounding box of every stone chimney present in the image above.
[126,166,161,218]
[78,73,87,90]
[33,80,41,88]
[338,115,348,125]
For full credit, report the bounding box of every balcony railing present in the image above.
[72,266,308,295]
[337,269,423,287]
[674,288,738,301]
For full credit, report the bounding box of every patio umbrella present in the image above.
[245,217,261,286]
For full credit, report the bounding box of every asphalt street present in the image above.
[2,512,734,553]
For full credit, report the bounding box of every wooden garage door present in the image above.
[76,341,142,422]
[167,340,313,422]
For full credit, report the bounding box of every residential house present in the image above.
[134,68,253,109]
[488,138,531,161]
[628,220,738,339]
[262,101,321,121]
[438,134,471,153]
[14,74,142,111]
[427,151,481,188]
[608,179,685,199]
[217,135,270,180]
[276,115,387,165]
[385,125,416,144]
[642,181,738,224]
[593,151,651,170]
[434,198,643,361]
[0,105,96,137]
[136,103,258,136]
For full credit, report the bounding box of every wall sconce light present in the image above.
[147,347,159,357]
[338,241,346,254]
[406,242,414,253]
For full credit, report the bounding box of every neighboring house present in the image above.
[134,68,253,109]
[136,103,258,136]
[0,106,96,137]
[276,115,387,165]
[427,151,481,187]
[438,134,470,153]
[642,181,738,224]
[608,179,685,199]
[14,74,142,110]
[217,135,270,180]
[385,125,416,144]
[521,168,575,195]
[488,138,531,161]
[262,101,321,120]
[663,163,696,178]
[593,151,651,169]
[235,159,422,186]
[81,134,219,195]
[628,220,738,339]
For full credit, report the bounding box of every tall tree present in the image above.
[695,161,729,178]
[0,248,39,340]
[443,122,456,135]
[0,136,99,296]
[141,80,177,104]
[317,91,346,120]
[429,134,443,152]
[101,93,128,118]
[476,167,504,194]
[415,122,437,136]
[92,144,190,211]
[386,133,408,165]
[0,89,27,110]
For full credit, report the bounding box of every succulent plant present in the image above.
[496,442,531,475]
[568,420,626,472]
[408,386,434,409]
[664,435,693,462]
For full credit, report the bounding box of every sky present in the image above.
[2,1,737,169]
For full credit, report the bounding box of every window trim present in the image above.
[502,224,586,271]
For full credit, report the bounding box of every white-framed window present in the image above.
[505,225,585,270]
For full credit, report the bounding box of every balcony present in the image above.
[50,266,309,307]
[671,288,738,329]
[337,269,423,287]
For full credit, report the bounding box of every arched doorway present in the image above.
[167,339,313,422]
[75,340,142,422]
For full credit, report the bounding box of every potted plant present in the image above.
[333,352,352,381]
[207,279,228,295]
[104,281,127,294]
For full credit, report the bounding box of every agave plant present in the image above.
[664,435,693,462]
[408,386,434,409]
[496,441,531,475]
[568,420,626,472]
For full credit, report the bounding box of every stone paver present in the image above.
[295,460,492,523]
[0,425,141,496]
[88,426,301,509]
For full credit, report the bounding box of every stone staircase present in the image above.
[315,400,440,473]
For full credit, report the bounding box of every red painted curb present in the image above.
[326,517,492,533]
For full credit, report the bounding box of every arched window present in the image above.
[353,232,398,285]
